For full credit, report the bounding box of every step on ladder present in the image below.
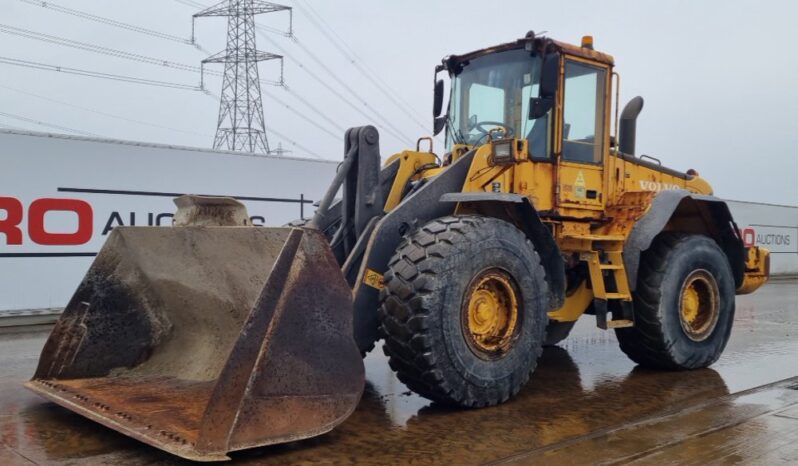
[582,239,635,329]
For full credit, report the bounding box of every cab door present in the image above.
[556,58,610,213]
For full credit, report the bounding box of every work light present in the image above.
[491,139,516,165]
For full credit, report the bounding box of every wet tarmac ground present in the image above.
[2,280,798,465]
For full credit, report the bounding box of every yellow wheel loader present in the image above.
[27,32,770,460]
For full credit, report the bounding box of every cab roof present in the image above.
[441,32,614,72]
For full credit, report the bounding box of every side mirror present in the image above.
[529,96,554,120]
[433,79,444,117]
[433,116,446,136]
[529,52,559,119]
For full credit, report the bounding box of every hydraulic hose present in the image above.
[309,143,358,230]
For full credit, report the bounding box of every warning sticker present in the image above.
[363,268,385,290]
[574,171,587,198]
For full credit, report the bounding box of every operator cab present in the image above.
[445,48,552,158]
[435,32,614,166]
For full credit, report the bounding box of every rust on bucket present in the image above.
[26,196,365,461]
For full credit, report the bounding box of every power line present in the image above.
[0,23,201,73]
[13,3,341,141]
[0,28,343,145]
[0,72,329,158]
[174,0,201,7]
[288,35,415,144]
[176,0,414,145]
[0,63,326,158]
[187,0,292,38]
[181,0,290,37]
[178,0,405,145]
[0,12,423,158]
[0,56,201,90]
[0,83,210,138]
[18,0,341,140]
[266,127,324,160]
[177,0,209,8]
[0,23,283,87]
[6,1,383,155]
[4,1,336,156]
[263,88,341,140]
[293,0,430,134]
[21,0,213,55]
[0,122,27,131]
[257,30,411,145]
[201,92,327,160]
[177,1,355,142]
[20,0,193,45]
[0,110,101,137]
[280,86,346,133]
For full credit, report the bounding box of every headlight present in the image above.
[491,139,515,165]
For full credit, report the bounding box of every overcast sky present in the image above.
[1,0,795,204]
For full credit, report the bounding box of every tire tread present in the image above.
[617,233,732,369]
[378,215,548,406]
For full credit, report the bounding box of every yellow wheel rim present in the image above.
[462,269,520,358]
[678,269,720,342]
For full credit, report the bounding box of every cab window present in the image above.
[562,61,606,164]
[447,49,548,156]
[464,84,505,141]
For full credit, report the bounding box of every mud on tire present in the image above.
[616,233,736,370]
[378,215,549,407]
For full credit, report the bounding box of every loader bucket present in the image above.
[25,196,365,461]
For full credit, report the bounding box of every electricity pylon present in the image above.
[194,0,289,154]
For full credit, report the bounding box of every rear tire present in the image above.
[616,233,735,369]
[378,216,548,407]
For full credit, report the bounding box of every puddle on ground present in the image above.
[1,282,797,465]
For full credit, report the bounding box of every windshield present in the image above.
[446,48,546,154]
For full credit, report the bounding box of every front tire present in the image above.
[616,233,736,369]
[378,216,548,407]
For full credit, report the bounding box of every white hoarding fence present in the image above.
[727,200,798,276]
[0,129,338,314]
[3,129,797,316]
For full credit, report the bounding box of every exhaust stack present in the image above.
[619,96,644,156]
